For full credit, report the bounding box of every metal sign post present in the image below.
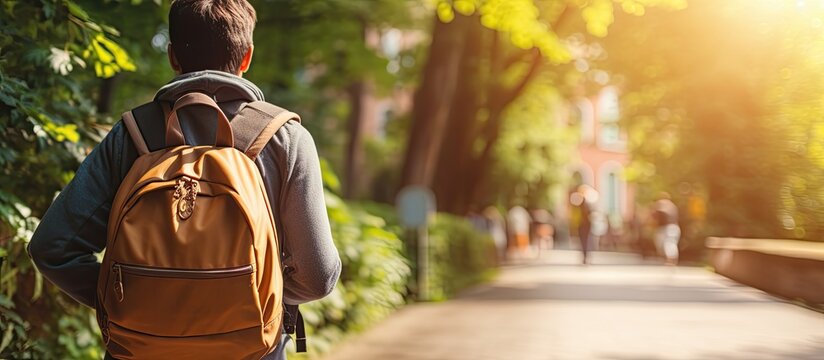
[396,185,435,301]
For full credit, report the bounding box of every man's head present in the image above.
[168,0,256,75]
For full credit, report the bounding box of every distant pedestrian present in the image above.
[483,206,508,261]
[652,192,681,265]
[507,206,532,256]
[571,185,597,264]
[530,209,555,252]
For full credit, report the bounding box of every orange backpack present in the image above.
[96,92,299,359]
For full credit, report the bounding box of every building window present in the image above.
[570,99,594,143]
[596,87,625,150]
[598,87,620,123]
[601,123,620,146]
[598,161,627,227]
[607,172,619,217]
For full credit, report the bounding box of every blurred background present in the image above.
[1,0,823,359]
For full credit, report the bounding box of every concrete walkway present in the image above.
[320,251,824,360]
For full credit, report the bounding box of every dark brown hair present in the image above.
[169,0,256,73]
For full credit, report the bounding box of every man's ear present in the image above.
[238,46,254,76]
[167,43,182,75]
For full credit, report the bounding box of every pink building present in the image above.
[565,86,635,245]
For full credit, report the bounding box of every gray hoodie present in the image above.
[27,71,341,311]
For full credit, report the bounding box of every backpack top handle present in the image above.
[165,92,234,148]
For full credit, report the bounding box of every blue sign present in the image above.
[396,186,436,228]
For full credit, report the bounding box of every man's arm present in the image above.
[262,121,341,305]
[27,123,129,308]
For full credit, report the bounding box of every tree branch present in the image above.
[489,30,501,74]
[551,5,572,34]
[501,49,532,72]
[495,48,543,111]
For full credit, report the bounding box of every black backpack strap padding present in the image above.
[231,101,301,160]
[128,101,170,152]
[126,100,300,156]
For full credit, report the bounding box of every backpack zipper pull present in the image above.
[174,176,199,220]
[113,264,125,302]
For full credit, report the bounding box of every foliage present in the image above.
[294,163,496,355]
[73,0,173,112]
[427,213,498,301]
[295,165,411,354]
[767,3,824,241]
[0,0,137,358]
[601,1,824,244]
[405,0,688,214]
[486,76,577,210]
[349,202,499,302]
[248,0,423,161]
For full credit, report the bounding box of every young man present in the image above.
[27,1,341,358]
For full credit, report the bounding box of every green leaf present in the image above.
[13,202,31,218]
[32,271,43,301]
[0,325,14,355]
[0,295,13,309]
[100,24,120,36]
[65,1,90,21]
[0,268,18,286]
[41,122,80,143]
[0,91,16,106]
[84,21,102,33]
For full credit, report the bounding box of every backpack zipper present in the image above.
[111,263,254,302]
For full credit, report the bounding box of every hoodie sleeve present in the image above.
[27,122,132,308]
[257,121,341,305]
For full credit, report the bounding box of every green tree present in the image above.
[602,0,824,241]
[249,0,421,198]
[401,0,687,214]
[1,0,138,357]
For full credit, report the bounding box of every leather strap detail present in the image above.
[122,110,150,156]
[230,101,301,160]
[165,92,234,148]
[245,110,300,160]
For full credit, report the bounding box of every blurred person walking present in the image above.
[652,192,681,265]
[483,206,508,262]
[530,209,555,255]
[507,206,532,258]
[571,185,597,264]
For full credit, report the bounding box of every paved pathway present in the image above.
[321,251,824,360]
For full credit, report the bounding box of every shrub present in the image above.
[427,214,498,301]
[345,202,498,302]
[293,163,411,355]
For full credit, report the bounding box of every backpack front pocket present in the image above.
[104,263,261,337]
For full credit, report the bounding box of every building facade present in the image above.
[565,86,635,247]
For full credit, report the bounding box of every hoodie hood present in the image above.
[154,70,265,103]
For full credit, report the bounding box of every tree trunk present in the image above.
[97,75,120,114]
[343,81,368,198]
[402,9,559,214]
[400,16,466,190]
[431,16,487,213]
[462,50,544,212]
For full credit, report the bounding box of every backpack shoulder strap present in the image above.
[121,101,171,155]
[231,101,301,160]
[122,100,299,158]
